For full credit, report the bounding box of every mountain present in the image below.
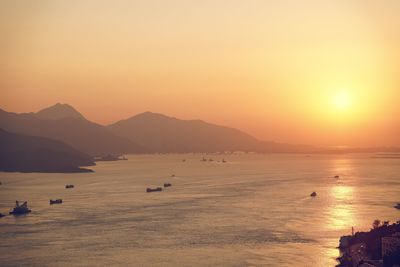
[3,105,396,155]
[0,104,143,156]
[36,103,85,120]
[0,128,95,172]
[108,111,310,153]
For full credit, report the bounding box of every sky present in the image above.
[1,0,399,147]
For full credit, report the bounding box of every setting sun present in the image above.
[333,91,351,111]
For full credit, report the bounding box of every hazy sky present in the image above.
[1,0,399,147]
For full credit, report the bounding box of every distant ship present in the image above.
[50,199,63,205]
[146,187,162,193]
[9,201,31,215]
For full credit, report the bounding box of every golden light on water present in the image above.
[328,185,356,231]
[329,204,355,230]
[331,185,353,201]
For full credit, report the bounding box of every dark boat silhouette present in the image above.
[334,175,339,179]
[310,192,317,197]
[65,184,74,189]
[164,183,172,187]
[0,213,5,218]
[50,199,63,205]
[9,201,31,215]
[395,203,400,210]
[146,187,162,193]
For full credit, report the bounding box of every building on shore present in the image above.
[382,232,400,266]
[382,232,400,256]
[337,222,400,267]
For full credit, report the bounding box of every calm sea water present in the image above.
[0,154,399,267]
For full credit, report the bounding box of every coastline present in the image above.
[337,222,400,267]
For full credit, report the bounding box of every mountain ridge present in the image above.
[108,111,295,153]
[2,104,399,154]
[36,103,85,120]
[0,106,144,156]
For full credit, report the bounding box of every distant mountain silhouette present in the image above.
[3,104,396,154]
[108,112,316,153]
[0,128,95,172]
[36,103,85,120]
[0,105,143,156]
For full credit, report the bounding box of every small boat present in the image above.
[9,201,31,215]
[50,199,63,205]
[222,158,227,163]
[334,175,340,179]
[208,158,213,162]
[146,187,163,193]
[310,192,317,197]
[0,213,5,218]
[394,203,400,210]
[65,184,74,189]
[201,157,207,162]
[164,183,172,187]
[182,159,186,162]
[171,174,176,177]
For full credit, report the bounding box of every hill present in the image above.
[0,104,143,156]
[108,111,316,153]
[0,128,95,172]
[35,103,85,120]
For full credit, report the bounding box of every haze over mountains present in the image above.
[0,103,318,155]
[108,112,324,153]
[0,104,143,156]
[1,103,399,167]
[108,112,263,153]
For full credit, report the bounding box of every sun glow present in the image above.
[333,91,351,111]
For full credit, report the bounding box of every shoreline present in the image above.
[336,221,400,267]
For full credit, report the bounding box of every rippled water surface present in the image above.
[1,154,399,266]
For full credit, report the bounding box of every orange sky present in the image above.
[1,0,399,147]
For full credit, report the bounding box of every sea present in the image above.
[0,154,399,267]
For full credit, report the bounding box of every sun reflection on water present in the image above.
[331,185,353,201]
[329,204,355,230]
[328,185,356,231]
